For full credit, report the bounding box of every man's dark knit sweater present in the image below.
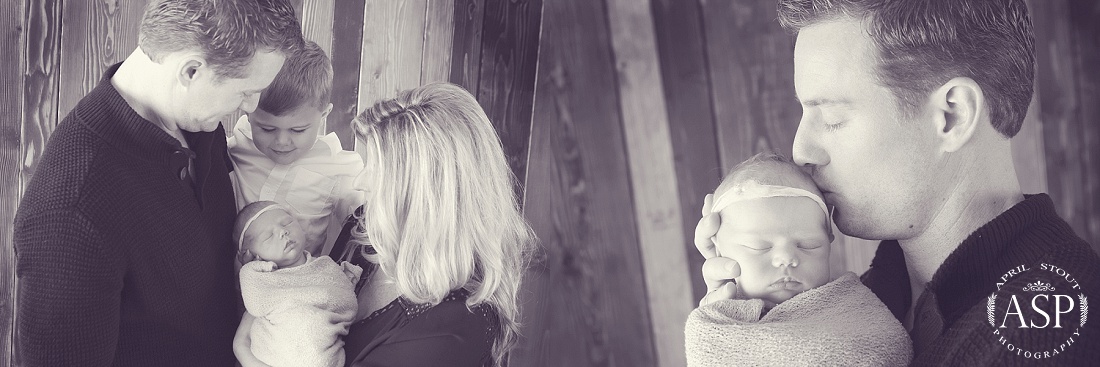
[862,194,1100,366]
[14,64,239,366]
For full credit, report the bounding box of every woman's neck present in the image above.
[356,266,401,321]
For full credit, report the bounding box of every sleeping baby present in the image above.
[235,201,362,367]
[684,153,912,367]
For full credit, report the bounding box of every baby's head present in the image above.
[247,40,333,165]
[713,152,834,305]
[234,201,308,269]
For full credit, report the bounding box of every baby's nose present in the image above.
[772,252,799,268]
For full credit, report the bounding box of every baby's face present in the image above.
[715,196,832,304]
[244,208,308,268]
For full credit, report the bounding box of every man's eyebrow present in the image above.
[800,98,853,107]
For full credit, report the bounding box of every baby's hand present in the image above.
[237,249,258,265]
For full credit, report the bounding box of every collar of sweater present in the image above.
[922,193,1068,326]
[74,62,216,166]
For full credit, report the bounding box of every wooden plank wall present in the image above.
[1030,0,1100,253]
[1,1,27,363]
[515,0,657,365]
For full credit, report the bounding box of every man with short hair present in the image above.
[696,0,1100,364]
[14,0,303,365]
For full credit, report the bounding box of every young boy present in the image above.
[228,40,363,256]
[234,201,361,367]
[684,153,912,366]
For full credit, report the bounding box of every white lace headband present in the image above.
[238,204,283,248]
[711,180,833,235]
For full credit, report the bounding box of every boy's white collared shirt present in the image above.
[228,115,365,256]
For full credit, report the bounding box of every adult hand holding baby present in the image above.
[695,193,741,306]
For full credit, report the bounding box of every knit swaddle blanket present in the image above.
[685,272,912,366]
[240,255,363,367]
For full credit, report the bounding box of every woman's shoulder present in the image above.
[399,289,499,335]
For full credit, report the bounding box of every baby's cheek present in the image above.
[801,251,833,287]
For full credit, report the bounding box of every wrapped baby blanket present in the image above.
[685,272,912,367]
[240,255,363,367]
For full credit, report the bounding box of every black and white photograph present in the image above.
[1,0,1099,366]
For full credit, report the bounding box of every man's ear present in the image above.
[931,77,985,153]
[176,56,208,88]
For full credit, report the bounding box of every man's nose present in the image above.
[240,93,260,113]
[792,117,828,168]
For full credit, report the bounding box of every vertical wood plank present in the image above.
[357,0,428,114]
[2,1,26,364]
[329,0,366,149]
[606,0,691,366]
[476,0,542,201]
[700,0,799,172]
[300,0,336,56]
[56,0,147,120]
[649,0,721,301]
[421,0,454,84]
[449,0,484,94]
[1011,92,1048,194]
[511,0,655,365]
[1031,0,1100,253]
[14,0,63,364]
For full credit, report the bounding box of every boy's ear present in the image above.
[318,103,334,136]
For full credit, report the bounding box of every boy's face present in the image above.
[247,103,330,165]
[715,196,832,304]
[244,207,308,268]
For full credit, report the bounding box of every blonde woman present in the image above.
[337,82,534,367]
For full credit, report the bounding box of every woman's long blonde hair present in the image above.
[351,82,534,365]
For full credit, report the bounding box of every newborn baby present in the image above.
[684,153,912,367]
[236,201,362,367]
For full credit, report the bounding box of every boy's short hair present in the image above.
[256,40,332,116]
[715,152,819,198]
[139,0,303,79]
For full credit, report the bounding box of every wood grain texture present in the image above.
[1011,92,1048,195]
[476,0,542,202]
[510,0,655,365]
[328,0,366,150]
[449,0,484,94]
[56,0,146,119]
[357,0,427,115]
[421,0,454,84]
[3,2,25,365]
[649,0,721,301]
[299,0,335,56]
[605,0,691,365]
[1031,0,1100,254]
[700,0,799,172]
